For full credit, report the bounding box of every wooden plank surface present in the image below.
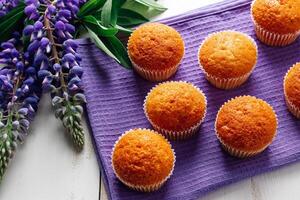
[0,96,100,200]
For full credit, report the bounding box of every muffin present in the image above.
[198,31,257,89]
[111,128,175,192]
[144,81,207,140]
[215,96,277,158]
[284,63,300,118]
[128,23,185,81]
[251,0,300,46]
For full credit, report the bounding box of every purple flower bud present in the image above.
[55,21,65,30]
[68,84,79,91]
[74,93,86,103]
[25,96,38,105]
[22,85,29,93]
[53,63,62,72]
[23,25,34,36]
[70,66,83,76]
[58,9,71,19]
[47,5,56,14]
[18,108,29,115]
[1,42,14,49]
[38,70,51,79]
[69,76,81,86]
[16,88,24,97]
[12,121,19,129]
[20,119,30,128]
[64,39,78,49]
[63,53,75,62]
[27,40,40,53]
[34,52,47,65]
[34,21,43,31]
[25,0,38,5]
[16,61,24,71]
[40,37,50,48]
[65,23,75,34]
[24,4,36,16]
[11,49,19,58]
[26,67,36,75]
[24,77,35,85]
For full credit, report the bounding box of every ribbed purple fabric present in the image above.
[78,0,300,199]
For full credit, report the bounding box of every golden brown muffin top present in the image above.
[145,82,206,132]
[284,63,300,108]
[127,23,184,71]
[252,0,300,34]
[216,96,277,152]
[112,129,174,186]
[199,31,257,79]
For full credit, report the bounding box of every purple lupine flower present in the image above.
[0,32,42,180]
[0,0,20,17]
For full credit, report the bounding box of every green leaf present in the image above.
[85,26,119,63]
[101,0,126,27]
[102,36,132,69]
[101,0,113,27]
[117,8,149,27]
[133,0,167,11]
[82,15,118,36]
[77,0,106,18]
[0,5,25,42]
[115,24,132,34]
[121,0,166,19]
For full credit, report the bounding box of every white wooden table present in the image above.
[1,1,300,200]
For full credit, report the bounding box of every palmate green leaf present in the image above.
[133,0,167,11]
[82,15,118,36]
[102,36,132,69]
[85,26,119,62]
[117,8,149,27]
[77,0,106,18]
[0,5,25,42]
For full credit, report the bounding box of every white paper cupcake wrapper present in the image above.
[198,30,257,90]
[250,0,300,46]
[111,128,176,192]
[283,65,300,119]
[144,81,207,140]
[131,59,180,82]
[214,95,278,158]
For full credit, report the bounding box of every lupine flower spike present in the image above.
[0,34,41,181]
[23,0,86,150]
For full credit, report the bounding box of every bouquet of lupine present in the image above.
[0,0,166,182]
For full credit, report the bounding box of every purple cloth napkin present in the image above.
[78,0,300,199]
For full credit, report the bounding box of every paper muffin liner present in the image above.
[215,95,278,158]
[250,0,300,46]
[111,128,176,192]
[131,59,180,82]
[283,66,300,119]
[144,81,207,140]
[198,30,257,90]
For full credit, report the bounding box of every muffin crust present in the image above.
[128,23,184,71]
[199,31,257,79]
[284,63,300,108]
[252,0,300,34]
[216,96,277,152]
[145,82,206,132]
[112,129,174,186]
